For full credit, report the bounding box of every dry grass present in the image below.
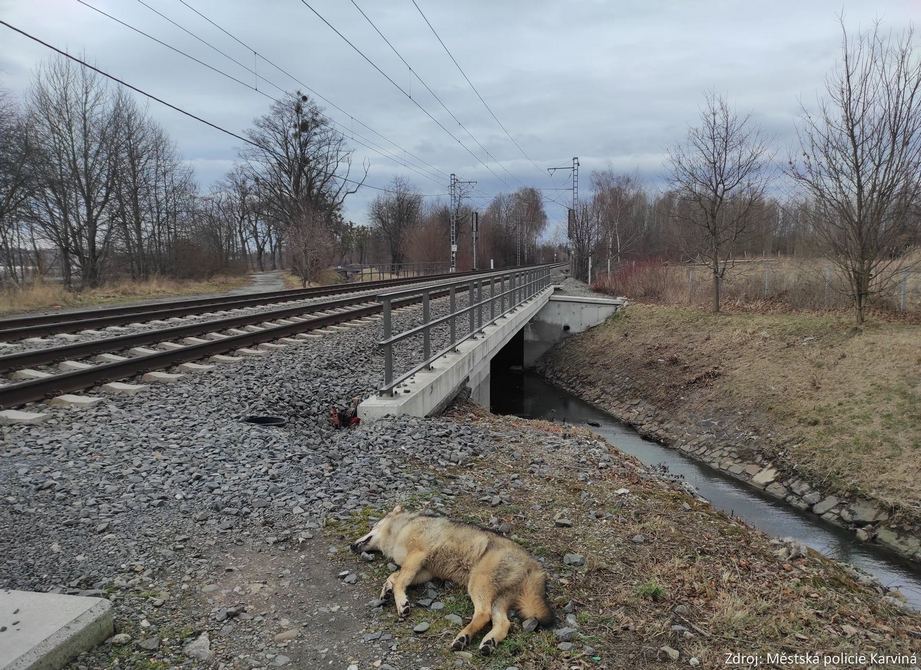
[0,274,249,316]
[281,268,342,289]
[335,406,921,669]
[545,303,921,517]
[593,256,921,315]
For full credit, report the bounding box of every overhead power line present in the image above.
[175,0,450,184]
[78,0,444,187]
[296,0,513,189]
[409,0,548,179]
[0,20,447,197]
[349,0,518,185]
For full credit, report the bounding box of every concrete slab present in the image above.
[128,347,159,357]
[295,333,322,340]
[11,369,54,382]
[182,337,210,345]
[243,325,264,332]
[210,354,243,364]
[0,589,113,670]
[278,337,303,345]
[101,382,146,395]
[225,329,248,336]
[176,362,214,373]
[49,394,105,409]
[22,337,47,345]
[95,354,127,364]
[236,348,267,356]
[141,371,184,384]
[257,343,286,351]
[204,332,229,340]
[53,333,80,342]
[0,410,48,425]
[58,361,94,372]
[158,342,185,351]
[78,330,105,336]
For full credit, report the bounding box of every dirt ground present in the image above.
[71,404,921,670]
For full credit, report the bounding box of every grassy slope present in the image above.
[0,275,250,315]
[328,407,921,669]
[544,303,921,517]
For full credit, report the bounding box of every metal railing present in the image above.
[336,261,451,282]
[377,264,562,394]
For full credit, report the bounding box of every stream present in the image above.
[491,369,921,609]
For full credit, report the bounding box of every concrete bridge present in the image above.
[359,274,624,420]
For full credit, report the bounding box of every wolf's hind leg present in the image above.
[451,572,495,651]
[479,597,512,655]
[391,552,426,618]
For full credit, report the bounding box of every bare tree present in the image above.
[569,200,601,282]
[669,92,772,312]
[790,24,921,323]
[28,57,122,289]
[370,177,422,273]
[242,92,365,286]
[592,170,644,273]
[0,91,37,284]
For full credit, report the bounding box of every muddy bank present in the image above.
[536,304,921,566]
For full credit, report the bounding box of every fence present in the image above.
[337,262,452,283]
[377,265,559,394]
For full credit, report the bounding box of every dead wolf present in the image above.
[351,505,554,654]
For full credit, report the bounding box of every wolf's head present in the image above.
[350,504,410,555]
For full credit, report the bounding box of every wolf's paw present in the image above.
[380,582,393,601]
[397,601,411,618]
[479,639,497,656]
[450,634,469,651]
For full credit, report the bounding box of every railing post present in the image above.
[382,297,393,393]
[490,277,495,322]
[468,280,475,336]
[449,286,457,349]
[477,280,484,332]
[422,290,431,367]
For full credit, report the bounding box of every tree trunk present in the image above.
[712,271,721,313]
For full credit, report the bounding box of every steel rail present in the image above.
[0,295,377,373]
[0,268,491,339]
[0,267,554,408]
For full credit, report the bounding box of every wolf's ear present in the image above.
[392,504,404,514]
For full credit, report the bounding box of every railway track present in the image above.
[0,266,555,412]
[0,269,484,341]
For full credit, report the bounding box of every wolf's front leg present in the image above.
[390,552,426,618]
[380,571,399,601]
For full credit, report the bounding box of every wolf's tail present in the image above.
[517,569,555,628]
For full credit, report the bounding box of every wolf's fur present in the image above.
[351,505,554,654]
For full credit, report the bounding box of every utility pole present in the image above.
[449,173,476,272]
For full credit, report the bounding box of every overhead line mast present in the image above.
[449,174,476,272]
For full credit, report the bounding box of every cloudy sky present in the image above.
[1,0,918,232]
